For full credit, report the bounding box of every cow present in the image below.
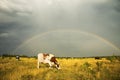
[37,53,61,69]
[16,56,20,61]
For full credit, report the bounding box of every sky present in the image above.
[0,0,120,57]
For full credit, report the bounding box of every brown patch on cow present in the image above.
[43,53,49,60]
[50,57,57,62]
[50,57,59,68]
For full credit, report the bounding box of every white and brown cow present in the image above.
[37,53,61,69]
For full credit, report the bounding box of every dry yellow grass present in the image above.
[0,57,120,80]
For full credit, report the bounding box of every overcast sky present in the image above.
[0,0,120,57]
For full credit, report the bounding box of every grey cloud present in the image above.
[0,0,32,14]
[0,33,9,37]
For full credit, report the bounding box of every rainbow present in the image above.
[14,29,120,53]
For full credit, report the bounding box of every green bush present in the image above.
[106,56,116,62]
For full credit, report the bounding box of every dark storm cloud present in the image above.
[0,0,120,56]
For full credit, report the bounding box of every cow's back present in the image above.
[38,53,55,62]
[47,54,54,60]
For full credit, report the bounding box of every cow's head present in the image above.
[50,57,61,69]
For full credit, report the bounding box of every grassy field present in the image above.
[0,56,120,80]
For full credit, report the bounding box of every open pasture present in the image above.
[0,57,120,80]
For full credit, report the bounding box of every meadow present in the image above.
[0,56,120,80]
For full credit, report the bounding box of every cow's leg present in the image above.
[48,61,53,69]
[37,60,39,69]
